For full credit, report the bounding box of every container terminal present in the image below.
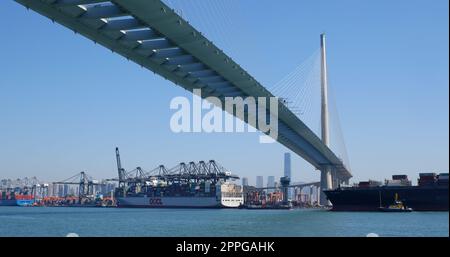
[1,148,448,210]
[0,172,116,207]
[0,148,318,209]
[0,149,312,209]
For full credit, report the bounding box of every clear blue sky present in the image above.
[0,0,448,185]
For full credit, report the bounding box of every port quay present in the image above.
[0,0,448,253]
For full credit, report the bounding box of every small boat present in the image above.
[379,206,413,212]
[378,193,413,212]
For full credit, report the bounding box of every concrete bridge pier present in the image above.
[320,166,333,206]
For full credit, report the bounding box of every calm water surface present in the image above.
[0,207,448,237]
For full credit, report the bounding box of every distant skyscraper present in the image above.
[52,184,58,197]
[69,186,75,196]
[284,153,293,199]
[267,176,275,193]
[58,185,64,197]
[256,176,264,188]
[63,184,69,197]
[267,176,275,187]
[242,177,249,187]
[47,184,53,197]
[284,153,291,178]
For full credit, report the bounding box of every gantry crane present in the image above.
[53,171,104,203]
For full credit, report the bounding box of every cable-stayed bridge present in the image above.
[14,0,352,205]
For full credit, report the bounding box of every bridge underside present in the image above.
[15,0,352,181]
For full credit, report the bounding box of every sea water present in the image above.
[0,207,447,237]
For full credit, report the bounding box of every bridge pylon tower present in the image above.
[319,33,333,206]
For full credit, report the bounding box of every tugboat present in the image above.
[378,193,413,212]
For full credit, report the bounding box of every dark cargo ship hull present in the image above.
[325,186,448,211]
[0,199,17,206]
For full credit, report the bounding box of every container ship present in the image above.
[324,173,449,211]
[0,191,35,207]
[0,199,17,206]
[116,181,243,208]
[113,148,244,208]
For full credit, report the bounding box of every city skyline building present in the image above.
[284,152,293,199]
[267,176,275,193]
[256,176,263,189]
[242,177,249,187]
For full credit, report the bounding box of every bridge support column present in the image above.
[333,171,340,188]
[316,186,320,206]
[320,167,332,206]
